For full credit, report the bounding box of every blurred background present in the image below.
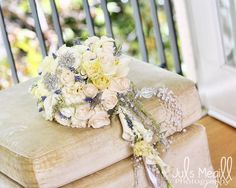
[0,0,181,90]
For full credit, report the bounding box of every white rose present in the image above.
[88,110,110,128]
[102,63,117,76]
[62,82,86,105]
[54,112,71,126]
[60,107,75,118]
[99,54,117,76]
[71,82,85,95]
[101,89,118,110]
[82,51,97,62]
[100,36,114,43]
[64,93,85,105]
[71,117,87,128]
[75,104,94,120]
[72,45,88,54]
[109,77,130,93]
[84,36,100,46]
[102,42,114,53]
[54,107,74,126]
[60,68,75,86]
[62,92,85,106]
[83,83,98,98]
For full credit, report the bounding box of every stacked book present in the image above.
[0,57,215,188]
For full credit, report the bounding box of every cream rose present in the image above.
[82,51,97,62]
[71,117,87,128]
[62,83,86,105]
[101,89,118,110]
[83,83,98,98]
[60,107,75,118]
[63,93,85,105]
[100,36,115,53]
[84,36,100,46]
[109,77,130,93]
[100,56,117,76]
[60,68,75,86]
[54,112,71,126]
[75,104,94,120]
[54,107,74,126]
[88,110,110,128]
[71,82,85,95]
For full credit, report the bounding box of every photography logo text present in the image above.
[172,156,232,187]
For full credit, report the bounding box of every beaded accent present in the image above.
[136,87,183,138]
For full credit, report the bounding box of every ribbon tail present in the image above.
[143,162,161,188]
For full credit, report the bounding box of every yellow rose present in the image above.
[82,59,102,79]
[92,75,110,90]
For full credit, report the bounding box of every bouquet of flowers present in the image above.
[31,36,182,188]
[31,36,130,128]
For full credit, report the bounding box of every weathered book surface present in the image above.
[0,125,215,188]
[0,57,202,187]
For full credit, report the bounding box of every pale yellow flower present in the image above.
[92,75,110,90]
[31,80,50,98]
[82,59,103,79]
[38,56,57,75]
[133,140,153,157]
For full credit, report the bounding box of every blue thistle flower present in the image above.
[41,96,47,101]
[84,97,93,103]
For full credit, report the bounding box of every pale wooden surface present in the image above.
[0,57,202,187]
[198,116,236,188]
